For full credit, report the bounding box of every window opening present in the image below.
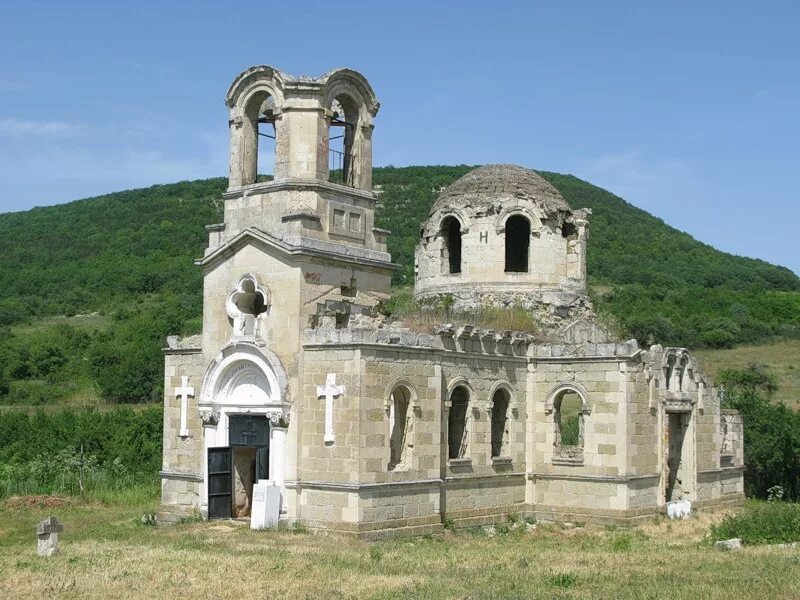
[329,98,355,186]
[441,216,462,274]
[448,386,470,459]
[505,215,531,272]
[243,92,276,185]
[389,386,411,470]
[490,389,510,458]
[554,390,584,461]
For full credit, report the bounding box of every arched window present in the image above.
[441,216,462,274]
[490,388,510,458]
[505,215,531,272]
[553,390,584,460]
[388,385,413,470]
[448,385,470,459]
[242,92,277,185]
[328,97,357,186]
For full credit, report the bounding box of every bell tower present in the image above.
[209,65,388,257]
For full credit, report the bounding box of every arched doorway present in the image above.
[199,344,288,520]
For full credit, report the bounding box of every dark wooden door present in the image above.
[256,445,269,481]
[207,446,232,520]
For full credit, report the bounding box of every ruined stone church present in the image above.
[157,65,744,536]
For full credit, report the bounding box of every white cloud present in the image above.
[0,118,87,138]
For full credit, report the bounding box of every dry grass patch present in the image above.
[1,499,799,599]
[381,287,542,338]
[694,339,800,408]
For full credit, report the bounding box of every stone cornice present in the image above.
[527,471,661,483]
[195,226,396,272]
[224,177,376,203]
[285,478,442,492]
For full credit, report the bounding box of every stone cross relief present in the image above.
[175,375,194,438]
[317,373,345,444]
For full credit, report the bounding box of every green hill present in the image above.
[0,166,798,403]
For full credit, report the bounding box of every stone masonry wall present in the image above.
[160,345,205,513]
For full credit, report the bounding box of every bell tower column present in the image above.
[280,101,328,181]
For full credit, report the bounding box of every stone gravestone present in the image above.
[37,516,64,557]
[250,480,281,529]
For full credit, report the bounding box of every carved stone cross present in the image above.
[37,516,64,557]
[175,376,194,438]
[317,373,345,444]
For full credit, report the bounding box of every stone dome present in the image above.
[431,164,570,217]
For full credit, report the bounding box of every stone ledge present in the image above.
[697,466,745,478]
[164,335,203,353]
[443,472,526,485]
[160,470,204,482]
[552,456,584,467]
[528,471,661,484]
[285,478,442,492]
[224,177,377,203]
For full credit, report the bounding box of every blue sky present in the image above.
[1,0,798,273]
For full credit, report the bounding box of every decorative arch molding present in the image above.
[198,342,289,424]
[486,380,515,411]
[383,378,420,412]
[445,378,474,408]
[494,205,542,234]
[226,65,288,110]
[320,68,380,121]
[544,382,591,415]
[438,209,469,232]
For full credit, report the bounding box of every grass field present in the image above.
[1,491,799,600]
[695,339,800,408]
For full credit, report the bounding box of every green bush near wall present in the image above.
[710,500,800,545]
[0,406,162,497]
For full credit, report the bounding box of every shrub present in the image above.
[720,365,800,500]
[710,501,800,545]
[0,406,162,498]
[4,380,67,405]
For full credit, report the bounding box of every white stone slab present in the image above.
[250,480,281,529]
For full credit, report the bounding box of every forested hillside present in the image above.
[0,166,798,403]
